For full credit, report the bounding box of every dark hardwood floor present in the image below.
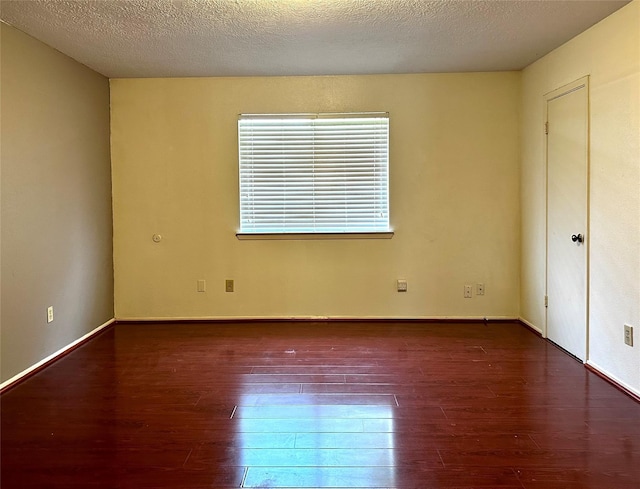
[2,321,639,488]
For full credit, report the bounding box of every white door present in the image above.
[546,78,589,361]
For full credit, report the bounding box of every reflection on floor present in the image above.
[1,321,639,488]
[237,393,396,486]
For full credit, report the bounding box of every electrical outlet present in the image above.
[464,285,472,298]
[476,283,485,295]
[197,279,206,292]
[225,279,234,293]
[397,279,408,292]
[624,325,634,347]
[47,306,54,323]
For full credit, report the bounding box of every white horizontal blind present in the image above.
[239,113,389,234]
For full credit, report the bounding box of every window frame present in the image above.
[236,112,392,240]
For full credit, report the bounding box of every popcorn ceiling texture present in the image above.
[0,0,630,77]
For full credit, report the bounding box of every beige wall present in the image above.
[521,1,640,394]
[111,73,521,320]
[1,24,114,383]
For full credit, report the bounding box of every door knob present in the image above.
[571,234,584,243]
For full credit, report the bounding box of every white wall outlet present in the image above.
[464,285,472,298]
[397,279,408,292]
[47,306,54,323]
[197,279,206,292]
[476,283,485,295]
[624,325,634,347]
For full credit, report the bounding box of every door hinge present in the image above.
[544,295,549,308]
[544,122,549,135]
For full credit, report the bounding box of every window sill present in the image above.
[236,232,394,240]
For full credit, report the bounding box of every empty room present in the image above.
[1,1,639,488]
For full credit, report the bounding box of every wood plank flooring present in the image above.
[2,321,639,488]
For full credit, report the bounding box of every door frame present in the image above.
[544,75,591,361]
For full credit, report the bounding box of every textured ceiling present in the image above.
[0,0,631,78]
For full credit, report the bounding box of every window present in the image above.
[238,113,390,235]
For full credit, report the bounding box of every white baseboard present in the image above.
[518,316,544,335]
[116,315,520,322]
[0,318,115,391]
[586,360,640,399]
